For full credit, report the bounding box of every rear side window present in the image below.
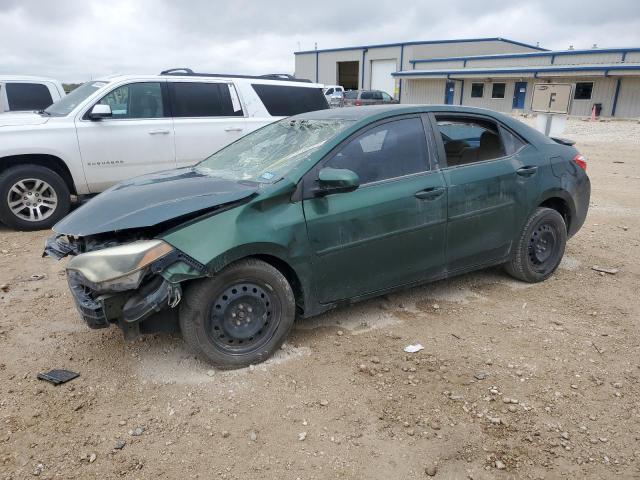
[360,91,375,100]
[325,117,429,184]
[435,116,506,167]
[170,82,243,117]
[344,91,357,100]
[5,83,53,111]
[251,84,328,116]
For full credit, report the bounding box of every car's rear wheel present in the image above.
[505,207,567,283]
[0,165,71,231]
[179,259,296,369]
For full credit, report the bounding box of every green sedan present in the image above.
[45,105,590,369]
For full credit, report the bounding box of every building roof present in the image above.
[410,47,640,66]
[294,37,546,55]
[393,63,640,79]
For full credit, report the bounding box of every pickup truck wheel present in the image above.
[505,207,567,283]
[179,259,296,369]
[0,165,71,231]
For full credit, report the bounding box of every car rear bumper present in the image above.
[568,174,590,237]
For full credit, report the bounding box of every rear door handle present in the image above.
[148,129,170,135]
[224,127,244,132]
[415,187,445,200]
[516,166,538,177]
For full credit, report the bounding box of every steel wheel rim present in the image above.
[206,282,279,354]
[527,222,559,272]
[7,178,58,222]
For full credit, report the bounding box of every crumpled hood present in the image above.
[0,112,50,127]
[53,167,258,236]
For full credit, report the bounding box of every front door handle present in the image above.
[516,166,538,177]
[148,129,170,135]
[224,127,244,132]
[415,187,445,200]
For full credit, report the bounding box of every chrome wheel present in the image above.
[7,178,58,222]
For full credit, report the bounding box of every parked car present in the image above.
[342,89,397,107]
[44,105,590,369]
[0,76,65,113]
[323,85,344,98]
[0,69,327,230]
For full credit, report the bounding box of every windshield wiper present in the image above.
[37,110,51,116]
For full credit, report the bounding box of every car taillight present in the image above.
[355,100,362,106]
[573,154,587,171]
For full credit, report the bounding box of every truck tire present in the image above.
[505,207,567,283]
[0,165,71,231]
[179,259,296,369]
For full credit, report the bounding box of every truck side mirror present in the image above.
[88,104,112,121]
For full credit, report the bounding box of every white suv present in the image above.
[0,70,327,230]
[0,76,65,113]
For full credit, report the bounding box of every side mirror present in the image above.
[316,167,359,195]
[88,104,112,120]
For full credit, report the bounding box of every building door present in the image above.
[371,59,397,97]
[337,61,359,90]
[614,77,640,118]
[512,81,527,109]
[444,81,455,104]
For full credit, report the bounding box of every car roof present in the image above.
[0,75,61,84]
[92,74,323,88]
[292,104,512,121]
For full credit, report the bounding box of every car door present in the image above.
[302,115,447,303]
[75,81,175,192]
[169,80,246,168]
[431,113,536,272]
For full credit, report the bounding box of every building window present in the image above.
[574,82,593,100]
[471,83,484,98]
[491,83,506,99]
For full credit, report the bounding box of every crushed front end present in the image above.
[45,234,208,339]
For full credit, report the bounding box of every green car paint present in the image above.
[48,104,590,333]
[159,105,590,318]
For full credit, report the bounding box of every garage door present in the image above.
[615,77,640,118]
[370,59,397,98]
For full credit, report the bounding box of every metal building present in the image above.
[295,37,544,98]
[294,38,640,118]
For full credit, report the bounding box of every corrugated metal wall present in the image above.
[403,79,447,104]
[615,77,640,117]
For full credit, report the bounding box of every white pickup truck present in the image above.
[0,70,327,230]
[0,76,65,113]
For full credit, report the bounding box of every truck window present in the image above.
[5,83,53,111]
[98,82,165,119]
[170,82,243,117]
[251,84,328,116]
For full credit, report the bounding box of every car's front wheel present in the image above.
[0,165,71,231]
[179,259,296,369]
[505,207,567,283]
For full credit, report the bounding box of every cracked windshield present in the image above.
[197,118,353,183]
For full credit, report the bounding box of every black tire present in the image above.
[179,259,296,369]
[0,165,71,231]
[505,207,567,283]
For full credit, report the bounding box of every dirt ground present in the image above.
[1,117,639,480]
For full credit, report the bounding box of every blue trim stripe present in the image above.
[612,78,622,116]
[409,47,640,66]
[294,37,547,55]
[393,64,640,77]
[398,44,404,101]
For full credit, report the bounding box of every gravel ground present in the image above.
[0,117,639,479]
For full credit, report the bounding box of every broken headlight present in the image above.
[66,240,175,292]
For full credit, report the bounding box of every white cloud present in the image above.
[0,0,639,82]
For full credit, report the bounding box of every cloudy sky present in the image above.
[1,0,639,82]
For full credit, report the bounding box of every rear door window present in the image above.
[5,83,53,111]
[435,116,507,167]
[360,91,375,100]
[251,84,328,116]
[170,82,243,117]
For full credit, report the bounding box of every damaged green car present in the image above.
[44,105,590,369]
